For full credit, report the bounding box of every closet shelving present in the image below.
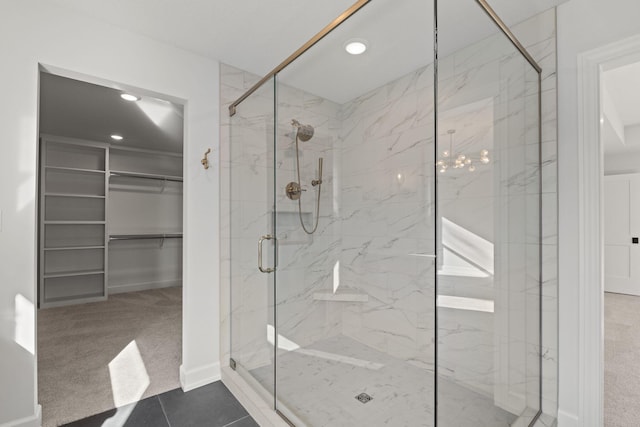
[39,136,108,308]
[39,136,184,307]
[107,145,183,294]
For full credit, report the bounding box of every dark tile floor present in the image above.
[61,381,259,427]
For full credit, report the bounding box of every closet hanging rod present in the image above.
[109,233,183,241]
[109,171,183,182]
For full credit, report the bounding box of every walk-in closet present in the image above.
[37,71,185,426]
[39,135,183,305]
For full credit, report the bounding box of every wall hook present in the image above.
[201,148,211,170]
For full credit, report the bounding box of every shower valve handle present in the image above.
[286,182,304,200]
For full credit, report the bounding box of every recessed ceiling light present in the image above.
[120,93,140,102]
[345,39,367,55]
[111,134,123,141]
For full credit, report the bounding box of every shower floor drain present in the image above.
[355,393,373,404]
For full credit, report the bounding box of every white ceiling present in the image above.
[41,0,566,149]
[603,61,640,154]
[49,0,565,95]
[40,72,184,152]
[48,0,357,78]
[604,62,640,127]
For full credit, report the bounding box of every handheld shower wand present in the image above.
[312,157,323,187]
[285,119,323,234]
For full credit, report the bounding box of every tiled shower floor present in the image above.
[249,335,523,427]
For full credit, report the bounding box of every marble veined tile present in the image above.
[244,335,536,427]
[221,5,558,417]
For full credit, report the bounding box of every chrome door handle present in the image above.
[258,234,277,273]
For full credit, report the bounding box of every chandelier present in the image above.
[436,129,490,173]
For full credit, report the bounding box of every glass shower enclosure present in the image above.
[227,0,541,425]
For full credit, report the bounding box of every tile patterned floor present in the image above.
[61,381,258,427]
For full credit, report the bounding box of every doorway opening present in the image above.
[601,56,640,426]
[574,33,640,425]
[37,68,185,426]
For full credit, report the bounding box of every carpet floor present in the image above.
[604,292,640,427]
[38,287,182,427]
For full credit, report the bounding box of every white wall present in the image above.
[0,1,220,425]
[557,0,640,425]
[604,151,640,175]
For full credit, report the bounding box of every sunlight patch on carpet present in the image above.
[108,340,150,407]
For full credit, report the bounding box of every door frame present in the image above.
[575,34,640,425]
[36,64,189,416]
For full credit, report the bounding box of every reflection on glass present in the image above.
[436,0,541,425]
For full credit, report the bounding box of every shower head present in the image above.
[291,119,314,142]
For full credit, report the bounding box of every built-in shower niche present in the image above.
[272,211,312,245]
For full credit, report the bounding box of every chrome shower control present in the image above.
[286,181,304,200]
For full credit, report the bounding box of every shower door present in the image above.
[270,0,437,425]
[229,76,278,405]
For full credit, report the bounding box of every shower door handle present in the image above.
[258,234,277,273]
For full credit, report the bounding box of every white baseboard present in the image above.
[109,280,182,294]
[557,409,579,427]
[180,362,221,392]
[0,405,41,427]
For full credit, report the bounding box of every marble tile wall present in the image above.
[270,83,344,349]
[219,5,558,421]
[436,34,543,414]
[335,37,538,418]
[338,64,436,370]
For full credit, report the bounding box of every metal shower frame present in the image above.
[228,0,544,425]
[228,0,541,116]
